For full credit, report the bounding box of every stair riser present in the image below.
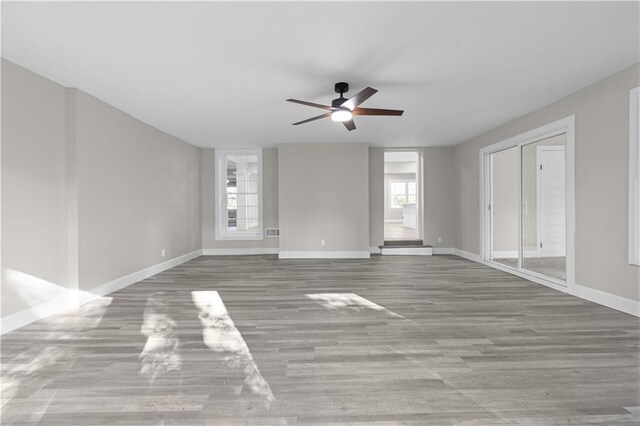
[384,240,424,247]
[381,247,433,256]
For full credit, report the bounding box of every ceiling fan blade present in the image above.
[292,112,331,126]
[341,87,378,111]
[286,99,333,111]
[353,107,404,116]
[343,119,356,131]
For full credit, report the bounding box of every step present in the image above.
[379,245,433,256]
[383,240,424,247]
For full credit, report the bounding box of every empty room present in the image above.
[1,1,639,424]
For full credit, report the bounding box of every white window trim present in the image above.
[629,87,640,266]
[215,148,264,241]
[479,115,575,294]
[388,180,416,210]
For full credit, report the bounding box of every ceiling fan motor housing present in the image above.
[332,82,350,107]
[334,82,349,94]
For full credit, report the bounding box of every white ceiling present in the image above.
[3,2,638,148]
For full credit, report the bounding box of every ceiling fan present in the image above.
[286,82,404,131]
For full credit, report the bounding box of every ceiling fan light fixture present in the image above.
[331,109,353,122]
[287,83,403,131]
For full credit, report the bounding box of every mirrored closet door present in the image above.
[521,134,566,281]
[486,131,568,286]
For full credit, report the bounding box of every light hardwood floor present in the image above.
[384,223,417,240]
[494,257,566,281]
[1,255,639,425]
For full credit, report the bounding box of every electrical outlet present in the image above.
[161,249,166,257]
[437,237,443,243]
[321,240,326,247]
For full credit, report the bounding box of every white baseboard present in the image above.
[77,249,202,306]
[1,292,77,335]
[279,251,370,259]
[370,246,381,254]
[380,246,433,256]
[202,248,279,255]
[433,247,454,255]
[452,248,482,262]
[572,284,639,317]
[1,249,202,335]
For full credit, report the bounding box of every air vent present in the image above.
[265,228,280,237]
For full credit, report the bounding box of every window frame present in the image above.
[215,148,264,241]
[388,180,417,209]
[629,87,640,266]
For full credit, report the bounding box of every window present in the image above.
[215,149,263,240]
[630,87,640,265]
[389,181,416,209]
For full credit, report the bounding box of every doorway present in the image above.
[481,116,575,290]
[384,151,421,242]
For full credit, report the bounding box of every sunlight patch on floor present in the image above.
[1,296,113,421]
[191,291,274,407]
[140,293,183,383]
[306,293,407,319]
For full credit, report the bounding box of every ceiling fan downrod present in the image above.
[332,82,349,108]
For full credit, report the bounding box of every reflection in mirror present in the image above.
[522,134,566,280]
[191,291,274,407]
[490,146,519,269]
[139,293,183,384]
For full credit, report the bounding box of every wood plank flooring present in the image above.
[494,257,566,281]
[1,255,639,425]
[384,223,417,240]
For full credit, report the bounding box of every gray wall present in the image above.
[453,63,640,301]
[1,60,69,317]
[72,90,201,290]
[201,148,279,250]
[279,143,369,254]
[1,60,202,322]
[369,148,385,248]
[422,147,455,249]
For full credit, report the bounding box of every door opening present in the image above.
[384,151,421,242]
